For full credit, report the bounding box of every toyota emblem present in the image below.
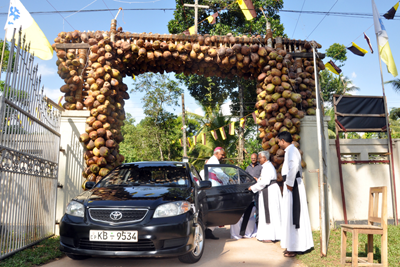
[110,211,123,220]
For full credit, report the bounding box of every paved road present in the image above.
[44,227,306,267]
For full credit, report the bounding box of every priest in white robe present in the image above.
[277,132,314,257]
[249,150,282,243]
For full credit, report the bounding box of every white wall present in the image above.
[56,110,89,233]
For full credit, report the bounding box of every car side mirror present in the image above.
[85,181,96,190]
[198,180,212,190]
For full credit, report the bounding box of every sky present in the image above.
[1,0,400,123]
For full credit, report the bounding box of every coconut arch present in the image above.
[53,27,325,183]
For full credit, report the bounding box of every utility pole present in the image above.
[183,0,209,34]
[182,93,188,162]
[238,79,244,165]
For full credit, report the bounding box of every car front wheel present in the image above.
[178,220,205,263]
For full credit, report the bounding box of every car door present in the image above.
[203,164,256,227]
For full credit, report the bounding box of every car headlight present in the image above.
[65,201,85,218]
[153,201,191,218]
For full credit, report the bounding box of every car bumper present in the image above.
[59,213,196,258]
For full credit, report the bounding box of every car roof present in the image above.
[122,161,189,168]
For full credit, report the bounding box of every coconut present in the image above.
[79,133,89,143]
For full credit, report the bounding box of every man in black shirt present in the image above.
[245,153,262,180]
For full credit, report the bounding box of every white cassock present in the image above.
[280,144,314,252]
[250,160,281,241]
[230,206,257,239]
[207,155,230,186]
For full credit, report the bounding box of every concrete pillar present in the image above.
[56,110,89,234]
[299,115,331,230]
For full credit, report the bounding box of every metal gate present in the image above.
[0,30,63,259]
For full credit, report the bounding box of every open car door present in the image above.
[203,164,256,227]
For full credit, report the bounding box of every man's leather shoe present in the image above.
[205,229,219,240]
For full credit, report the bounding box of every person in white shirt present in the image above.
[204,147,226,240]
[277,132,314,257]
[206,147,230,186]
[248,150,282,243]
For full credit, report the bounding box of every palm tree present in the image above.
[320,70,360,106]
[186,109,251,170]
[385,79,400,93]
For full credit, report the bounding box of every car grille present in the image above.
[78,238,155,251]
[89,208,148,224]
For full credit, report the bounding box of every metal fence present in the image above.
[0,30,63,259]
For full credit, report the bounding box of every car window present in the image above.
[96,165,190,187]
[190,165,201,183]
[207,166,239,187]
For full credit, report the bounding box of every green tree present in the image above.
[0,39,11,72]
[320,71,359,105]
[321,43,359,106]
[130,73,183,161]
[385,79,400,93]
[325,43,347,66]
[168,0,285,112]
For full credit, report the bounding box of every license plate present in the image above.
[89,230,138,242]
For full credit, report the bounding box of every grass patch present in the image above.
[0,236,64,267]
[297,225,400,266]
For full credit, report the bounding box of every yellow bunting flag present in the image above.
[229,121,235,135]
[211,130,218,140]
[187,137,192,148]
[188,26,195,35]
[58,96,63,107]
[7,119,10,126]
[219,127,227,140]
[192,135,197,145]
[237,0,257,20]
[207,13,218,24]
[179,139,183,147]
[27,117,32,125]
[201,133,206,145]
[240,117,246,128]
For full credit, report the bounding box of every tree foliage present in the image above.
[320,70,359,105]
[129,73,184,161]
[385,79,400,94]
[0,39,11,72]
[325,43,347,65]
[168,0,285,112]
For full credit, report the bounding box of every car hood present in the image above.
[82,186,193,209]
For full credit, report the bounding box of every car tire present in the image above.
[66,253,90,260]
[178,220,205,264]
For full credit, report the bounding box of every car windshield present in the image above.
[97,164,190,187]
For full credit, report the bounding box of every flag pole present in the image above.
[375,34,398,225]
[0,29,8,81]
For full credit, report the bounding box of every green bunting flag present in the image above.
[347,42,368,57]
[384,1,399,19]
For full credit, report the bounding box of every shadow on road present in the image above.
[45,227,306,267]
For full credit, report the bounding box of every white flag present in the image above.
[4,0,53,60]
[372,0,397,77]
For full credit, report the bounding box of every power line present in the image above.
[44,0,75,30]
[305,0,340,39]
[291,0,306,38]
[0,8,398,20]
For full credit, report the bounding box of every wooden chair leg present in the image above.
[341,229,347,266]
[352,230,359,267]
[381,233,388,267]
[367,234,373,263]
